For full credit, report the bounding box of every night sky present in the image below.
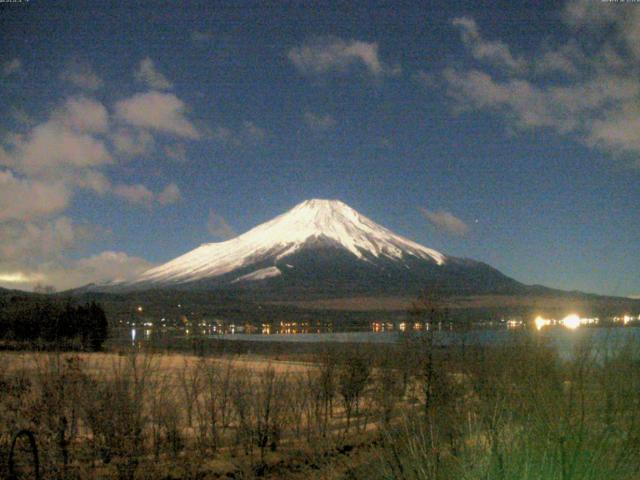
[0,0,638,297]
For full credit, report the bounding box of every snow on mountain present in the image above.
[232,266,282,283]
[133,199,446,286]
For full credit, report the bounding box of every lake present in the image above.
[213,326,640,359]
[121,325,640,359]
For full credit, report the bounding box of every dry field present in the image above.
[3,332,640,479]
[0,346,402,479]
[0,351,313,376]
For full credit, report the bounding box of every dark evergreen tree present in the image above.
[88,302,108,351]
[0,298,109,350]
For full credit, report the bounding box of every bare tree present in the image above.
[31,354,85,478]
[337,349,371,434]
[79,354,155,480]
[178,358,202,429]
[252,366,288,464]
[197,359,234,453]
[230,370,253,457]
[372,354,405,426]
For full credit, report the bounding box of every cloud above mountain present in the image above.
[289,36,399,77]
[115,91,200,139]
[135,57,173,90]
[445,0,640,165]
[420,208,469,236]
[207,210,237,240]
[59,60,103,90]
[0,60,199,290]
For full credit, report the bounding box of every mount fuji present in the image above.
[114,199,524,298]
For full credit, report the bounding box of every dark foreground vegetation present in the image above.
[1,329,640,479]
[0,296,108,351]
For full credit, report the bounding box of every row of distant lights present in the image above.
[134,305,637,333]
[534,314,595,331]
[535,314,638,331]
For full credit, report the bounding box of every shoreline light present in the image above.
[534,316,552,331]
[561,314,581,330]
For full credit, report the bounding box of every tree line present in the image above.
[0,296,108,351]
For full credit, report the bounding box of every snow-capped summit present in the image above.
[134,199,447,286]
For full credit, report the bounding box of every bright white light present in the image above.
[535,316,551,331]
[0,272,45,283]
[562,314,581,330]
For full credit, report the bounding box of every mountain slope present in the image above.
[113,199,523,297]
[137,199,445,284]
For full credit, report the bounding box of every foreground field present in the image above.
[2,332,640,479]
[0,352,312,376]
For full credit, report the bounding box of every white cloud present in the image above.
[420,208,469,236]
[0,91,197,234]
[53,96,109,133]
[445,9,640,163]
[0,251,156,291]
[111,128,155,157]
[0,95,114,285]
[2,58,21,76]
[288,36,398,77]
[14,120,113,177]
[534,42,583,76]
[74,169,111,195]
[0,217,82,267]
[70,251,155,285]
[444,68,640,154]
[2,96,113,182]
[587,103,640,155]
[0,170,70,221]
[303,112,336,131]
[207,210,236,240]
[444,68,551,126]
[452,17,526,73]
[157,182,181,205]
[115,91,200,139]
[59,61,103,90]
[135,57,173,90]
[561,0,634,35]
[0,58,207,291]
[114,183,155,205]
[114,182,181,206]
